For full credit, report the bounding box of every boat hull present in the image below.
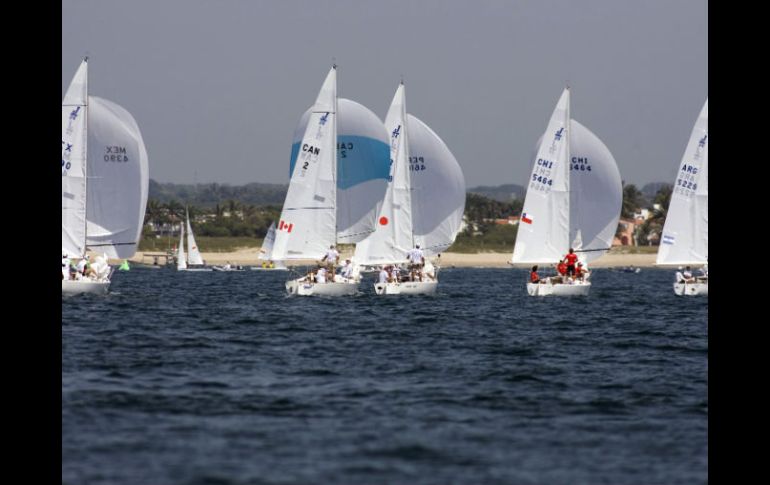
[62,279,110,295]
[674,281,708,296]
[178,268,213,272]
[286,277,359,296]
[374,280,437,295]
[527,281,591,296]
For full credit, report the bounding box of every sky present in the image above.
[62,0,708,189]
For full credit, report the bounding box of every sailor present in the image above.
[316,266,327,283]
[76,256,88,278]
[321,244,339,272]
[556,260,568,278]
[530,265,541,284]
[407,244,424,281]
[563,248,578,277]
[62,252,71,280]
[391,265,401,283]
[675,267,685,283]
[575,262,585,281]
[683,265,694,282]
[223,261,232,271]
[378,266,389,284]
[339,259,354,279]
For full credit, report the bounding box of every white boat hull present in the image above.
[178,268,213,272]
[674,281,708,296]
[527,281,591,296]
[286,276,359,296]
[374,280,438,295]
[62,279,110,295]
[212,266,245,272]
[250,266,288,271]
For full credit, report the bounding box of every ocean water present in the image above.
[62,267,707,485]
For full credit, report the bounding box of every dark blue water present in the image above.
[62,267,707,485]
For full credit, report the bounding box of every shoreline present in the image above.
[127,249,659,268]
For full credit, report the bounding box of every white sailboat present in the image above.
[511,88,622,296]
[353,82,466,295]
[656,98,708,296]
[62,57,149,295]
[252,222,288,270]
[176,208,212,271]
[277,65,390,296]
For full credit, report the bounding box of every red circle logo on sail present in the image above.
[379,216,389,226]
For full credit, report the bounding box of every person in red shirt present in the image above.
[575,262,585,281]
[530,265,541,284]
[557,260,567,276]
[564,248,578,277]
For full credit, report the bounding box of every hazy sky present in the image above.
[62,0,707,188]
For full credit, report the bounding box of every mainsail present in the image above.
[186,209,204,265]
[62,59,89,257]
[354,83,465,264]
[512,88,621,265]
[656,99,708,266]
[259,222,277,261]
[272,67,339,260]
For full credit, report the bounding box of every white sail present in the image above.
[512,88,571,264]
[354,83,414,265]
[259,221,277,261]
[407,114,466,256]
[657,99,708,266]
[177,223,187,270]
[62,59,89,257]
[84,96,150,259]
[289,99,390,243]
[567,120,622,263]
[273,67,338,260]
[185,209,205,265]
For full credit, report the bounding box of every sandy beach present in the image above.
[127,248,657,268]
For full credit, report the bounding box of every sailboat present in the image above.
[176,208,212,271]
[655,98,708,296]
[251,222,288,270]
[276,65,390,296]
[353,82,465,295]
[62,57,149,295]
[511,87,622,296]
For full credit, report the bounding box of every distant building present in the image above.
[613,218,637,246]
[494,216,519,225]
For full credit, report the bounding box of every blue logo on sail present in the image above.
[662,234,675,245]
[70,107,80,120]
[698,134,707,148]
[392,125,401,139]
[554,127,564,141]
[319,112,329,126]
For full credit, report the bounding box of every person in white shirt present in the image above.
[339,259,353,279]
[407,245,425,281]
[682,265,694,282]
[390,265,400,283]
[378,267,389,284]
[316,266,327,283]
[675,268,685,283]
[321,245,339,272]
[76,257,87,277]
[62,253,71,280]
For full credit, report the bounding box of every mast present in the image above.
[82,56,90,259]
[332,63,339,245]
